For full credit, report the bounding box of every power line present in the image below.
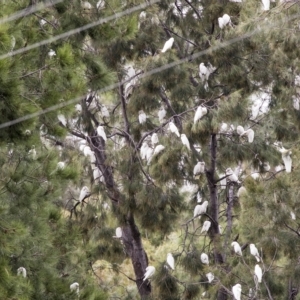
[0,0,63,25]
[0,0,160,60]
[0,6,298,129]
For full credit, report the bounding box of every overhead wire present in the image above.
[0,0,63,25]
[0,3,298,129]
[0,0,160,61]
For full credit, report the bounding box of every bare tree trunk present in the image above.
[207,134,227,300]
[122,212,151,297]
[88,129,151,297]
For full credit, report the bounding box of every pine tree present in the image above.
[3,0,300,299]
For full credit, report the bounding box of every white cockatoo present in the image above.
[194,106,208,123]
[231,241,243,256]
[148,145,165,164]
[114,227,122,238]
[250,244,260,262]
[220,122,228,133]
[79,186,90,202]
[169,121,180,137]
[143,266,156,281]
[237,186,247,197]
[193,162,205,176]
[17,267,27,278]
[254,264,263,283]
[201,220,211,234]
[158,106,166,123]
[236,126,254,143]
[70,282,79,294]
[83,146,93,157]
[218,14,231,29]
[197,192,202,203]
[81,1,92,9]
[181,134,190,151]
[28,145,37,159]
[232,283,242,300]
[93,167,103,182]
[206,272,214,283]
[274,142,292,173]
[152,144,165,156]
[97,125,107,141]
[140,142,150,160]
[151,133,159,145]
[101,105,110,118]
[57,114,67,126]
[194,201,208,218]
[138,110,147,124]
[262,0,270,10]
[48,49,56,57]
[199,63,209,82]
[291,211,296,220]
[200,253,209,265]
[166,253,175,270]
[75,104,82,112]
[57,161,65,170]
[293,96,300,110]
[226,168,239,183]
[161,37,174,53]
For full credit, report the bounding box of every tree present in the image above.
[2,0,300,299]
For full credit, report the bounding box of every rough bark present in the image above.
[206,134,227,300]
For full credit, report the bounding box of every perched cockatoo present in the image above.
[274,142,292,173]
[226,168,239,182]
[193,162,205,176]
[148,145,165,164]
[201,220,211,234]
[232,283,242,300]
[57,114,67,126]
[17,267,27,278]
[236,125,255,143]
[194,201,208,218]
[206,272,214,283]
[97,125,107,141]
[231,241,243,256]
[181,134,190,151]
[199,63,209,82]
[197,192,202,203]
[158,107,166,123]
[83,146,93,157]
[151,133,159,145]
[81,1,92,9]
[291,211,296,220]
[101,105,110,118]
[79,186,90,202]
[250,244,260,262]
[93,167,103,182]
[57,161,65,170]
[237,186,247,197]
[262,0,270,10]
[254,264,262,283]
[200,253,209,265]
[194,106,208,123]
[114,227,122,238]
[152,144,165,156]
[293,96,300,110]
[75,104,82,112]
[166,253,175,270]
[220,122,228,133]
[218,14,231,29]
[140,142,150,160]
[70,282,79,294]
[169,121,180,137]
[28,145,37,159]
[138,110,147,124]
[48,49,56,57]
[161,37,174,53]
[143,266,156,281]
